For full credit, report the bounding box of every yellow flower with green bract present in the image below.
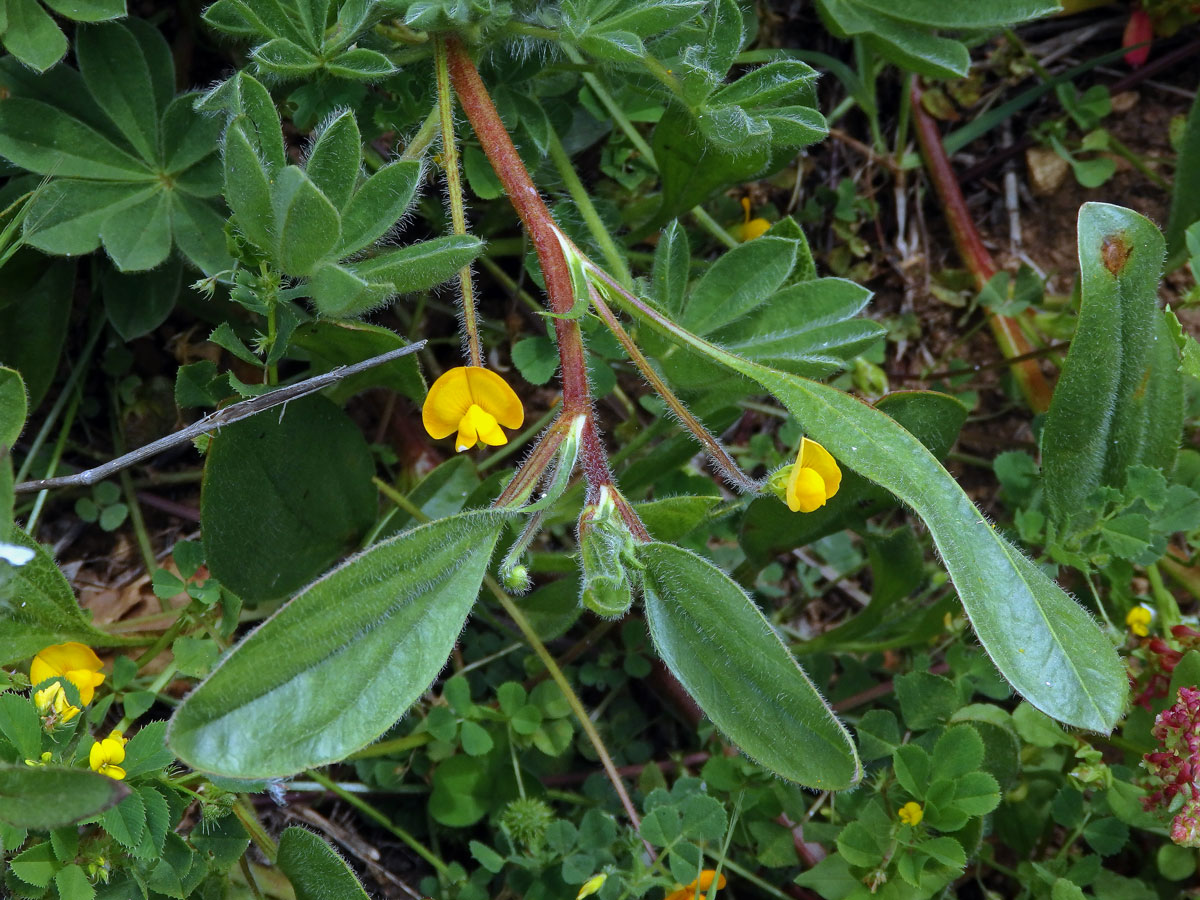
[664,869,726,900]
[30,642,105,705]
[421,366,524,452]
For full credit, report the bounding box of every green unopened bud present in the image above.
[501,563,530,593]
[578,487,641,619]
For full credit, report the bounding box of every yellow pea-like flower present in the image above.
[664,869,727,900]
[786,437,842,513]
[30,642,105,706]
[421,366,524,453]
[89,736,127,780]
[1125,605,1152,638]
[898,801,924,826]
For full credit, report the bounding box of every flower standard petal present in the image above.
[422,367,474,440]
[464,366,524,430]
[787,466,828,513]
[799,437,842,499]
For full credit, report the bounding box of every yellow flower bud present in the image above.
[577,873,607,899]
[1125,605,1152,638]
[786,437,842,513]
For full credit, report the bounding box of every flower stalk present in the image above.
[434,36,483,367]
[910,80,1054,414]
[446,36,629,520]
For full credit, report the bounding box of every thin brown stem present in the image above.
[911,80,1054,414]
[446,37,615,501]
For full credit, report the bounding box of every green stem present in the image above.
[234,798,278,863]
[116,661,178,732]
[690,205,740,249]
[547,130,631,286]
[1146,562,1182,633]
[482,574,654,858]
[307,769,451,877]
[402,106,441,161]
[132,607,193,668]
[346,732,431,760]
[110,397,158,580]
[435,36,484,367]
[25,386,81,534]
[15,316,104,484]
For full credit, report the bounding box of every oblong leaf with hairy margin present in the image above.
[168,511,508,778]
[616,291,1126,732]
[639,541,861,789]
[336,159,422,256]
[278,828,371,900]
[350,235,484,293]
[0,766,128,828]
[850,0,1058,28]
[306,109,361,211]
[271,166,341,276]
[1043,203,1180,530]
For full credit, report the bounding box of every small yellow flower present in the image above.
[577,873,607,899]
[786,437,842,513]
[421,366,524,452]
[898,801,924,826]
[1125,605,1152,638]
[665,870,727,900]
[30,642,105,705]
[89,736,127,780]
[733,197,771,242]
[33,681,81,724]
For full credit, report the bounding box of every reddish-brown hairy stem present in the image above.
[445,38,617,499]
[911,81,1054,414]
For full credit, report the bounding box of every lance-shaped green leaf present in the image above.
[76,22,161,163]
[0,529,139,664]
[336,159,421,255]
[639,541,861,789]
[270,166,341,276]
[344,234,484,297]
[168,511,508,778]
[223,119,276,253]
[0,766,128,829]
[613,287,1126,732]
[1043,203,1182,533]
[305,109,361,211]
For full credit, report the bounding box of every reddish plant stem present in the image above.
[446,37,615,501]
[911,81,1054,414]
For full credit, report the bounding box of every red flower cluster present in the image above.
[1132,625,1200,710]
[1142,684,1200,847]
